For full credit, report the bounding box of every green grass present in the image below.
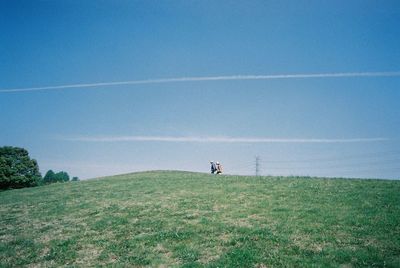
[1,171,400,267]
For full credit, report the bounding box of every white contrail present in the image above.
[63,135,389,143]
[1,71,400,93]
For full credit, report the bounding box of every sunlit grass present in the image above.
[1,171,399,267]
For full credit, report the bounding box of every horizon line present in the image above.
[62,135,389,143]
[2,71,400,93]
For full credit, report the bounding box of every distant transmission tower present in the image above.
[255,156,260,176]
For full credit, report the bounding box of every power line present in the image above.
[266,166,400,178]
[265,159,400,170]
[260,150,400,164]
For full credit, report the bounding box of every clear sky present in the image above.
[1,0,400,179]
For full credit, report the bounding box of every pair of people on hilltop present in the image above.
[210,161,223,174]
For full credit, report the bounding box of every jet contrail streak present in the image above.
[63,135,389,143]
[1,71,400,93]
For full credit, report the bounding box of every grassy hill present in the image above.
[1,171,399,267]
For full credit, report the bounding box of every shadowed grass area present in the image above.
[1,171,399,267]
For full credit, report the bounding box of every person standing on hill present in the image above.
[216,162,223,174]
[210,161,217,174]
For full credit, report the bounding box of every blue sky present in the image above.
[1,0,400,179]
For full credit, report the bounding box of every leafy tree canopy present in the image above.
[55,171,70,182]
[0,146,41,189]
[43,170,70,183]
[43,170,56,183]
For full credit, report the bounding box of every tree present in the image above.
[43,170,56,184]
[43,170,70,183]
[72,176,79,181]
[0,146,42,189]
[55,171,70,182]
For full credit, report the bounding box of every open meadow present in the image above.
[1,171,399,267]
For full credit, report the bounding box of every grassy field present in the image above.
[1,171,399,267]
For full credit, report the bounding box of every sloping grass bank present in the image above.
[1,171,399,267]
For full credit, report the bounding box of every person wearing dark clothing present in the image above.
[210,161,217,174]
